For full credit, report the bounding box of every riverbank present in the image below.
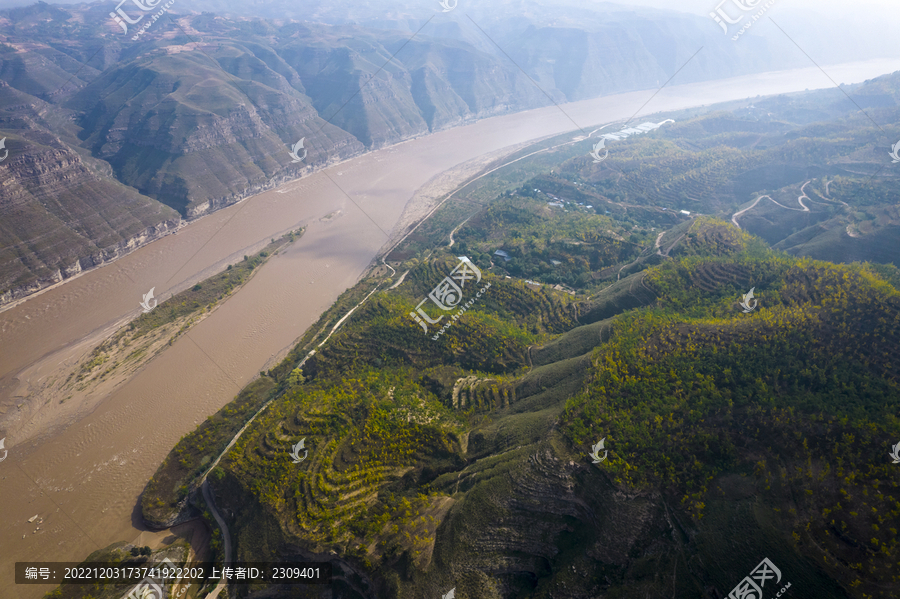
[0,231,303,449]
[3,58,900,599]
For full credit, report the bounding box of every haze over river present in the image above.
[2,59,899,599]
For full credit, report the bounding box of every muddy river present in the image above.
[2,59,899,599]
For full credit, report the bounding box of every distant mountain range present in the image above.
[0,0,811,306]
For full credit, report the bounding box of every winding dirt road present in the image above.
[731,185,810,229]
[201,480,231,599]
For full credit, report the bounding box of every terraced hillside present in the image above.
[529,72,900,270]
[451,194,647,290]
[384,70,900,297]
[133,219,900,599]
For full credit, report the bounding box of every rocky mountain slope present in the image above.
[0,78,181,304]
[1,0,812,306]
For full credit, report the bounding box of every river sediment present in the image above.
[2,58,899,599]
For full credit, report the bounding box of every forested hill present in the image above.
[136,218,900,599]
[518,69,900,270]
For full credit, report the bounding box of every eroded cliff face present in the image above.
[0,1,799,307]
[0,218,181,307]
[0,134,183,307]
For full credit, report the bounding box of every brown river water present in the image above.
[2,59,899,598]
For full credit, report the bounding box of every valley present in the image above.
[2,1,900,599]
[0,0,900,599]
[0,0,822,308]
[2,58,898,599]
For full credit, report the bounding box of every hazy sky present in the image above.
[625,0,900,17]
[2,0,899,35]
[1,0,898,15]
